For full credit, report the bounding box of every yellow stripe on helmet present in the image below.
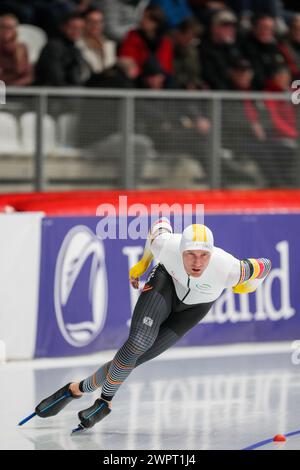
[192,224,207,242]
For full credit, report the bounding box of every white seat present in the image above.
[18,24,47,64]
[56,113,80,157]
[20,112,57,155]
[0,112,21,155]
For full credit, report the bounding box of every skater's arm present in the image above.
[230,258,272,294]
[129,217,173,288]
[149,217,173,258]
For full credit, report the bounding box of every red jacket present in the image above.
[264,80,298,140]
[278,41,300,79]
[119,29,173,75]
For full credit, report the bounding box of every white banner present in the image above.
[0,213,43,360]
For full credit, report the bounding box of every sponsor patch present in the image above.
[143,316,153,327]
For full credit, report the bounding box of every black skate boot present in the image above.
[72,398,111,433]
[35,383,81,418]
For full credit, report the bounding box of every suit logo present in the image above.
[143,316,153,327]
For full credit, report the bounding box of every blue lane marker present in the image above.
[243,428,300,450]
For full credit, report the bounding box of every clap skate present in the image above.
[72,398,111,434]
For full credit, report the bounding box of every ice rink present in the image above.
[1,342,300,450]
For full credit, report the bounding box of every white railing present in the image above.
[0,87,296,190]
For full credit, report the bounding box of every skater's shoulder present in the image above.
[211,246,239,266]
[212,245,232,258]
[160,233,181,253]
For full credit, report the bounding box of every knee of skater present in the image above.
[127,335,156,355]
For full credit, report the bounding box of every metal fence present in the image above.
[0,87,299,192]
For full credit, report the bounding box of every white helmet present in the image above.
[180,224,214,254]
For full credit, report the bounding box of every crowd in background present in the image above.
[0,0,300,91]
[0,0,299,188]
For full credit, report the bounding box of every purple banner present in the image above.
[35,214,300,357]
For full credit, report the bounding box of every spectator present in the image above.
[227,59,267,146]
[35,12,90,86]
[77,7,116,75]
[222,58,268,185]
[150,0,193,29]
[229,1,295,30]
[86,56,139,88]
[32,1,94,37]
[263,66,298,187]
[137,56,168,88]
[172,18,204,89]
[279,15,300,80]
[199,9,243,89]
[32,0,78,37]
[101,0,149,43]
[0,14,33,86]
[136,96,211,177]
[228,57,252,89]
[136,70,211,174]
[119,5,173,78]
[241,14,287,89]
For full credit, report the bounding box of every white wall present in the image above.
[0,213,43,360]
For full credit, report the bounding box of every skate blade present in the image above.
[18,412,37,426]
[71,423,86,434]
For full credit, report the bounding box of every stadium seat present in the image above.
[56,113,80,157]
[0,112,21,155]
[18,24,47,64]
[20,112,57,155]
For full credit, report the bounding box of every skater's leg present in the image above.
[77,361,112,394]
[100,288,170,402]
[74,296,214,431]
[76,301,214,395]
[76,264,174,400]
[74,325,178,395]
[74,325,179,396]
[136,300,215,366]
[135,324,180,366]
[71,325,179,432]
[98,301,210,403]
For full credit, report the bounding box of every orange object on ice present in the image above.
[273,434,286,442]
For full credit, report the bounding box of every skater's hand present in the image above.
[130,276,140,289]
[129,257,151,280]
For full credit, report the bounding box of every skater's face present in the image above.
[182,250,211,277]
